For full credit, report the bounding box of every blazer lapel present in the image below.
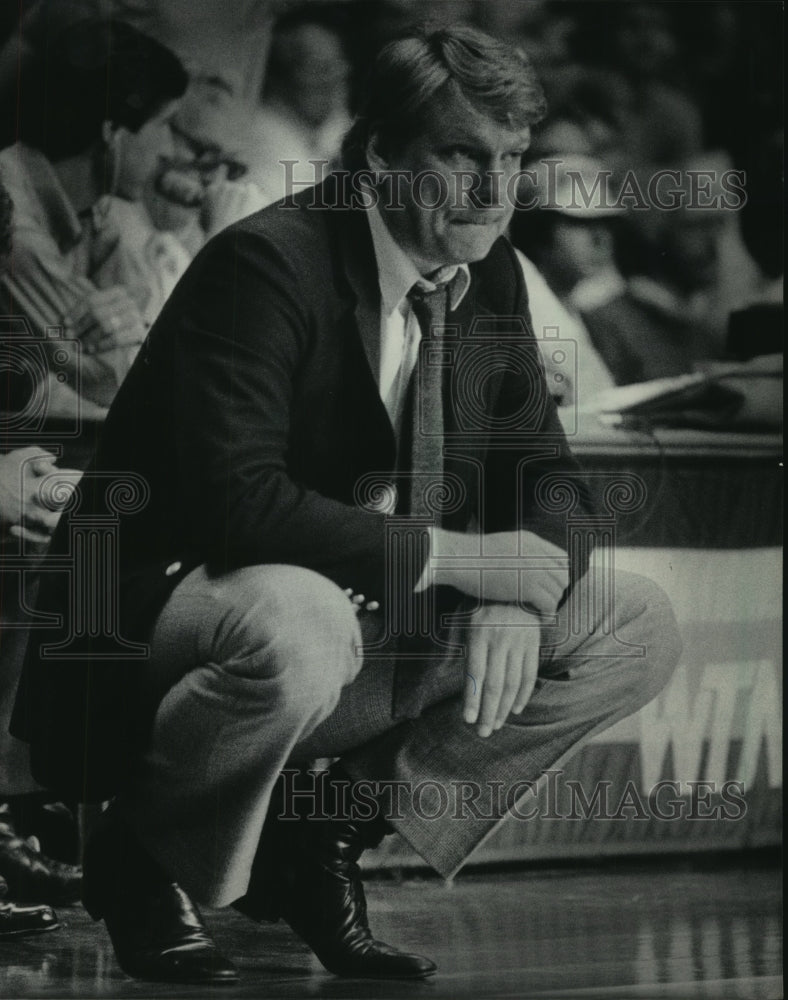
[439,271,505,529]
[328,186,397,470]
[324,183,516,501]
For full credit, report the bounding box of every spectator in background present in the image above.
[0,17,187,412]
[0,438,82,912]
[528,68,631,181]
[87,94,194,331]
[144,73,268,257]
[627,152,758,363]
[0,176,75,937]
[1,16,186,905]
[243,2,352,204]
[512,157,713,386]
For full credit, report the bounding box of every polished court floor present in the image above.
[0,854,781,999]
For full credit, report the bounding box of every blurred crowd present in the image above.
[0,0,781,415]
[0,0,783,936]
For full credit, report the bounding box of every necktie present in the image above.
[390,274,466,719]
[402,278,451,519]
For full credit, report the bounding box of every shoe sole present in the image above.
[11,894,81,908]
[329,967,438,980]
[0,921,62,939]
[119,966,240,985]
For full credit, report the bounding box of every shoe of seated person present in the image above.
[0,874,60,938]
[81,808,239,985]
[0,815,82,906]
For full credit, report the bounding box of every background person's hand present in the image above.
[64,286,147,355]
[463,602,542,738]
[0,447,72,544]
[11,467,81,546]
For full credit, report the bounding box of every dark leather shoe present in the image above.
[239,804,436,980]
[0,875,60,938]
[82,810,238,985]
[0,816,81,906]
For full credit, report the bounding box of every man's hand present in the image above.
[64,286,147,356]
[428,527,570,614]
[463,603,541,738]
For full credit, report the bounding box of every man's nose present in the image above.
[473,161,506,207]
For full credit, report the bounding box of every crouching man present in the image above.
[14,24,681,985]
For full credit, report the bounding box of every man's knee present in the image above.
[209,564,363,705]
[615,572,682,705]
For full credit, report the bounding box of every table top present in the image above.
[564,413,783,462]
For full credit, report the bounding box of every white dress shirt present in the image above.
[364,205,471,435]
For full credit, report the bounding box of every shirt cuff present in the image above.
[412,525,433,593]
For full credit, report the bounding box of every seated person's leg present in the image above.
[1,571,81,909]
[0,873,59,938]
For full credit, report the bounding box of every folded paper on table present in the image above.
[589,361,782,431]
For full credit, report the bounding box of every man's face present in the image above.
[667,212,723,291]
[374,87,531,271]
[143,80,249,229]
[544,218,604,294]
[114,101,179,201]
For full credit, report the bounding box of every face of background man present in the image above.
[370,86,531,273]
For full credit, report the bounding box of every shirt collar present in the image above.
[366,203,471,316]
[568,267,627,313]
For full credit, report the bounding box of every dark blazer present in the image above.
[13,174,593,800]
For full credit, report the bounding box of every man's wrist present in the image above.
[414,526,480,596]
[413,525,436,593]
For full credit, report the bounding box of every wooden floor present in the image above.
[0,854,781,999]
